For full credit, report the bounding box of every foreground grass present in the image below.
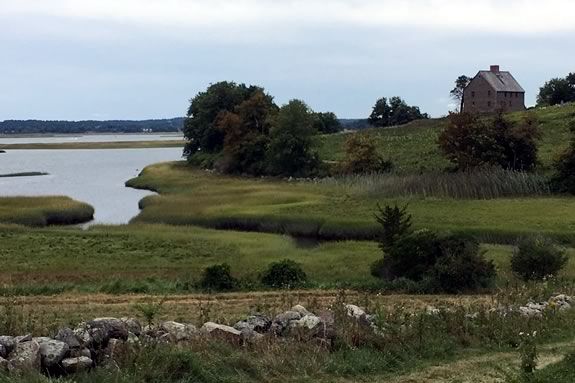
[1,289,575,383]
[127,162,575,243]
[320,103,575,174]
[0,197,94,226]
[0,140,184,150]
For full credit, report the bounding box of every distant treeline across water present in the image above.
[0,118,185,134]
[0,117,369,135]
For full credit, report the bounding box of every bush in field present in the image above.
[374,203,412,253]
[511,237,568,281]
[200,263,237,291]
[261,259,307,289]
[438,111,540,171]
[551,120,575,194]
[371,229,496,293]
[339,134,393,175]
[431,235,496,293]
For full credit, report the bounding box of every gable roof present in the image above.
[476,71,525,93]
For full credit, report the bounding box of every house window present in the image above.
[488,101,492,107]
[488,90,491,96]
[472,101,475,106]
[516,93,519,98]
[471,91,475,98]
[509,101,512,107]
[504,92,507,98]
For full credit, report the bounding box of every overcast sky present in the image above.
[1,0,574,120]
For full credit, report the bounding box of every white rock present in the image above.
[62,356,93,373]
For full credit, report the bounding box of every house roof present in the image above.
[476,71,525,93]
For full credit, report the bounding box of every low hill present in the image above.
[320,103,575,174]
[0,117,185,134]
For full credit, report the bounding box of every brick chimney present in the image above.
[490,65,500,73]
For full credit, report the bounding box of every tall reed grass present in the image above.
[321,168,551,200]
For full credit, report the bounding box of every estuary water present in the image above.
[0,133,183,145]
[0,147,183,224]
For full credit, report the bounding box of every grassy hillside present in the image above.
[320,103,575,174]
[0,196,94,226]
[127,162,575,243]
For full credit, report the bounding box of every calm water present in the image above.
[0,133,183,145]
[0,148,183,224]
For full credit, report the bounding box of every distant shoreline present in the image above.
[0,140,185,150]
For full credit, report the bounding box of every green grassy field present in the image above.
[127,162,575,243]
[0,223,572,295]
[320,103,575,174]
[0,197,94,226]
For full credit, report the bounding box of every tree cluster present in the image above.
[368,97,429,128]
[438,111,541,171]
[537,73,575,106]
[183,82,334,177]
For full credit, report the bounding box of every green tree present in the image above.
[368,98,391,127]
[450,75,472,112]
[369,97,428,128]
[537,74,575,106]
[374,204,412,253]
[438,111,540,171]
[216,90,278,175]
[266,100,321,177]
[183,82,262,157]
[313,112,342,134]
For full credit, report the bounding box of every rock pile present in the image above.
[0,295,572,376]
[0,304,376,376]
[518,294,572,318]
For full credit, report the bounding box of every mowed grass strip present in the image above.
[0,196,94,226]
[127,162,575,243]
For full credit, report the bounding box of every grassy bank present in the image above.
[0,224,573,294]
[0,140,184,150]
[127,162,575,243]
[320,103,575,174]
[0,172,48,178]
[0,197,94,226]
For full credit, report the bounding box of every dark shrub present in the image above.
[551,120,575,194]
[371,229,440,281]
[200,263,237,291]
[340,134,393,175]
[374,203,412,253]
[371,231,497,293]
[261,259,307,289]
[511,237,568,281]
[432,235,496,293]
